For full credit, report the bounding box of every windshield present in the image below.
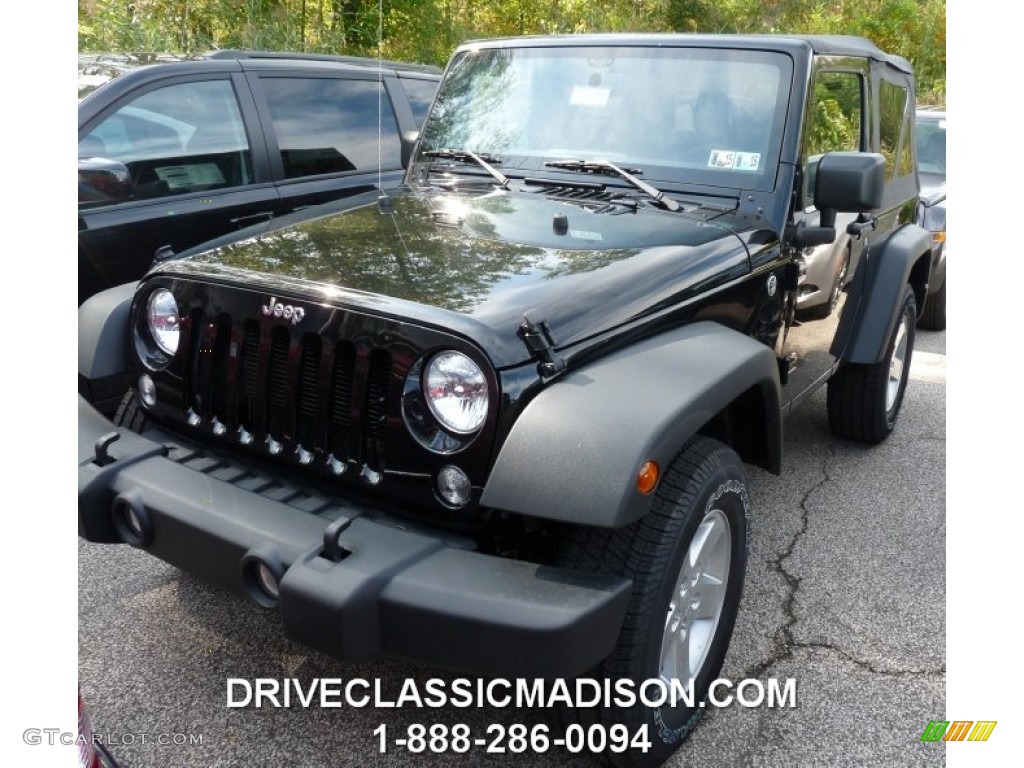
[415,45,793,190]
[915,112,945,184]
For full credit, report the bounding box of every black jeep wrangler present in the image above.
[78,34,930,765]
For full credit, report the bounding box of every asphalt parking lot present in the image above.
[78,328,945,768]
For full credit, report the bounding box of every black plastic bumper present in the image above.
[78,396,631,677]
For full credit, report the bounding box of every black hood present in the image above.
[159,187,752,367]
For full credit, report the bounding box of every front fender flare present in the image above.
[79,282,136,381]
[480,322,781,528]
[78,282,136,412]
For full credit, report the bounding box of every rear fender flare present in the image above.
[838,225,932,365]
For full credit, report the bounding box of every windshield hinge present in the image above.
[518,311,566,378]
[736,190,774,226]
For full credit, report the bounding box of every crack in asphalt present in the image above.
[745,441,945,682]
[737,441,943,766]
[789,642,946,678]
[746,443,836,680]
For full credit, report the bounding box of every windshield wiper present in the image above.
[544,159,680,212]
[423,148,511,189]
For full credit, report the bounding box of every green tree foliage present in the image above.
[806,73,863,158]
[78,0,944,102]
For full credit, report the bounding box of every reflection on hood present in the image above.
[166,188,752,365]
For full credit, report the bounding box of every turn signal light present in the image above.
[637,461,659,494]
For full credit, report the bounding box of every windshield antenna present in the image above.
[376,0,392,214]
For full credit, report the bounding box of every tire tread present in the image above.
[113,390,148,433]
[917,279,946,331]
[555,436,746,766]
[827,284,915,444]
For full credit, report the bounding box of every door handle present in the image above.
[229,211,274,227]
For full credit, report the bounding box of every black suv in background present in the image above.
[78,50,440,304]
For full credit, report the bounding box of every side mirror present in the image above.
[79,157,133,205]
[814,151,885,215]
[790,152,886,248]
[400,130,420,170]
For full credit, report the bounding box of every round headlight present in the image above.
[147,289,180,356]
[424,351,488,434]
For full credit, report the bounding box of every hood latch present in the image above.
[518,311,566,378]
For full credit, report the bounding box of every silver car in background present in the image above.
[916,107,946,329]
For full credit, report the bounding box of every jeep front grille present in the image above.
[295,334,322,451]
[181,309,393,476]
[328,341,357,462]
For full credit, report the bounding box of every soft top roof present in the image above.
[456,33,912,74]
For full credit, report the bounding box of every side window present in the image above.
[897,114,914,177]
[79,79,252,204]
[399,78,439,126]
[879,80,909,178]
[802,71,863,206]
[261,78,401,179]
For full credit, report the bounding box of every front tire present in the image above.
[556,436,749,767]
[827,283,916,443]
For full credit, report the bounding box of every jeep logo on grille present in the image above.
[260,296,306,325]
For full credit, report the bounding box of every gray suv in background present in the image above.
[915,107,946,329]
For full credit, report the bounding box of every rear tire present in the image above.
[827,283,916,443]
[555,436,749,767]
[917,279,946,331]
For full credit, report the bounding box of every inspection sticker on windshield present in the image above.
[734,152,761,171]
[707,150,761,171]
[570,86,610,107]
[708,150,736,168]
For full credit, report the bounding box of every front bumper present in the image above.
[79,396,631,677]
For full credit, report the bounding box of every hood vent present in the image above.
[525,181,651,215]
[527,182,619,204]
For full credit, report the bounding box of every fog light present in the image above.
[437,465,471,508]
[138,374,157,407]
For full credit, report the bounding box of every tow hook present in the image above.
[93,431,120,467]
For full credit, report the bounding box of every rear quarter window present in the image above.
[879,80,909,178]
